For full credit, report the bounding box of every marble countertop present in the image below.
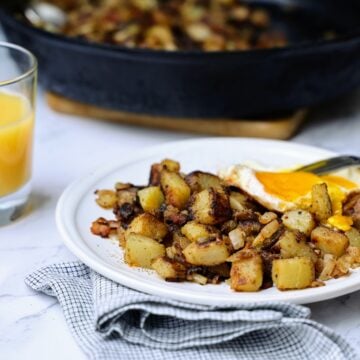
[1,80,360,358]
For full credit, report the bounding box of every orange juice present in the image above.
[0,91,34,197]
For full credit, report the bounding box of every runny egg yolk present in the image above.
[255,171,358,231]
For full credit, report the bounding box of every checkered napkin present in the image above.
[26,262,358,360]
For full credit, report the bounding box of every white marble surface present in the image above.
[1,75,360,358]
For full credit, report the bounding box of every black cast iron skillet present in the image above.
[1,0,360,119]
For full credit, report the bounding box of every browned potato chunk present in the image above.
[190,188,232,225]
[272,257,315,290]
[345,227,360,248]
[185,171,222,193]
[160,170,191,209]
[125,213,168,241]
[149,159,180,185]
[311,226,349,257]
[181,221,217,242]
[152,257,186,281]
[282,210,315,236]
[183,238,230,266]
[95,189,117,209]
[137,186,164,213]
[125,234,165,268]
[230,253,263,292]
[277,230,317,263]
[311,183,332,222]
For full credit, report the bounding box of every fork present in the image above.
[296,155,360,175]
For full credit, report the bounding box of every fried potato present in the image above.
[152,256,186,281]
[125,213,168,241]
[282,210,315,236]
[137,186,164,213]
[180,221,218,242]
[149,159,181,185]
[161,170,191,209]
[95,189,117,209]
[190,188,232,225]
[311,226,349,257]
[272,257,315,290]
[125,234,165,268]
[185,171,222,193]
[230,252,263,292]
[183,238,230,266]
[311,183,332,222]
[277,230,317,263]
[345,227,360,248]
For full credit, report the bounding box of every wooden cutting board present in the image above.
[46,92,306,139]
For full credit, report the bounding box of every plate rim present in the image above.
[56,137,360,305]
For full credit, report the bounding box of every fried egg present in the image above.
[220,164,360,231]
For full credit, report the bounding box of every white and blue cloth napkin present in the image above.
[26,262,358,360]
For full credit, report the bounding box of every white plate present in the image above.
[56,138,360,305]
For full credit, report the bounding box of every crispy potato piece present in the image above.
[190,188,232,225]
[161,159,180,172]
[345,227,360,248]
[149,159,180,185]
[311,183,332,222]
[181,221,218,242]
[137,186,164,213]
[311,226,349,257]
[160,170,191,209]
[152,256,186,281]
[125,234,165,268]
[277,230,317,263]
[272,257,315,290]
[125,213,168,241]
[185,171,222,193]
[252,220,281,249]
[95,189,117,209]
[230,252,263,292]
[183,238,230,266]
[282,210,315,236]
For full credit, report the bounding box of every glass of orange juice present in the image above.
[0,42,37,226]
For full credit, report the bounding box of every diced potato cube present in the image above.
[138,186,164,213]
[345,227,360,248]
[125,213,168,241]
[183,238,230,266]
[277,230,317,263]
[185,171,222,193]
[125,234,165,268]
[190,188,232,225]
[311,183,332,222]
[180,221,217,242]
[282,210,315,236]
[230,253,263,292]
[161,170,191,209]
[161,159,180,172]
[311,226,349,257]
[272,257,315,290]
[151,256,186,281]
[95,189,117,209]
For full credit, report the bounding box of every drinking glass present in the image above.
[0,42,37,225]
